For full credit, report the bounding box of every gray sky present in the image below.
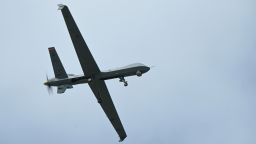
[0,0,256,144]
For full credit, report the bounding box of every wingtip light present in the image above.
[57,4,65,10]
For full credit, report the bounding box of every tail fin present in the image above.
[48,47,68,78]
[57,85,73,94]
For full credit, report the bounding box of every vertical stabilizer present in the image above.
[48,47,68,78]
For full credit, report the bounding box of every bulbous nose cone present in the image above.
[146,66,150,72]
[143,66,150,73]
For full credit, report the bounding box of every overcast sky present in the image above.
[0,0,255,144]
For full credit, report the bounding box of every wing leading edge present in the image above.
[58,4,127,141]
[58,4,100,76]
[89,80,127,141]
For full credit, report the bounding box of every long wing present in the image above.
[89,80,127,141]
[58,4,127,141]
[58,4,100,76]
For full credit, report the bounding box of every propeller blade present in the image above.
[47,86,53,95]
[45,74,53,95]
[46,74,49,81]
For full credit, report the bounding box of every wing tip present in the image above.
[48,47,55,51]
[57,4,66,10]
[119,136,127,142]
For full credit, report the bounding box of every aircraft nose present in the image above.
[144,66,150,73]
[147,66,150,71]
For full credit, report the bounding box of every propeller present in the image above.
[45,74,53,95]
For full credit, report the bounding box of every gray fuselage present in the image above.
[45,63,150,87]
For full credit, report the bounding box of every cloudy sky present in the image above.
[0,0,255,144]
